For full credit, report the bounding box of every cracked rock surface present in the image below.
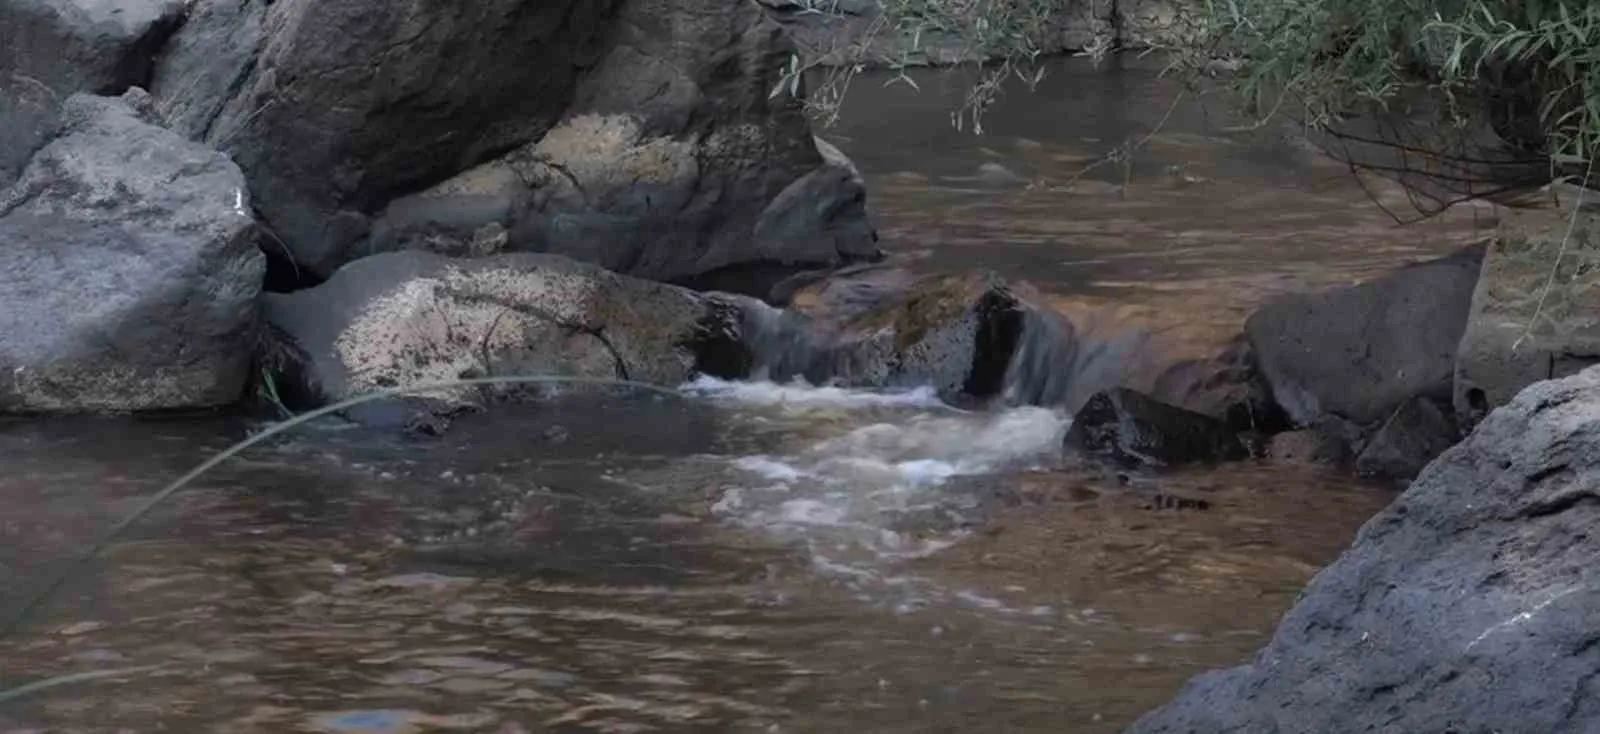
[260,250,761,417]
[1130,366,1600,733]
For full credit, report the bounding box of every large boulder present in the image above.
[1,0,187,184]
[1130,366,1600,733]
[1065,387,1248,468]
[0,91,263,412]
[150,0,878,294]
[1454,187,1600,430]
[260,250,760,415]
[1246,245,1484,427]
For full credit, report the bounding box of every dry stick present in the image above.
[0,375,687,644]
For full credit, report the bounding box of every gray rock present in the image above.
[1246,245,1484,426]
[1130,366,1600,734]
[0,92,263,412]
[145,0,266,141]
[1454,191,1600,430]
[1,0,186,93]
[152,0,878,294]
[260,250,762,415]
[0,75,59,186]
[1065,387,1248,468]
[1,0,187,184]
[1355,396,1461,481]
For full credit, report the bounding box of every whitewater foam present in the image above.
[683,377,1071,615]
[681,376,948,411]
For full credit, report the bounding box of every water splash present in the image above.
[683,375,946,410]
[687,378,1071,611]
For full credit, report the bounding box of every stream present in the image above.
[1,56,1492,733]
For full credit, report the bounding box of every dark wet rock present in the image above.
[1246,245,1484,426]
[773,261,916,316]
[756,271,1088,405]
[151,0,878,293]
[1065,388,1248,468]
[0,91,263,413]
[1130,366,1600,734]
[1354,396,1460,481]
[748,269,1176,409]
[827,271,1034,397]
[1454,192,1600,431]
[260,250,764,416]
[1265,419,1358,467]
[1153,335,1290,435]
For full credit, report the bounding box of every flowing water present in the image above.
[1,56,1496,733]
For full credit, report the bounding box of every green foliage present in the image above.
[1208,0,1600,172]
[1430,1,1600,168]
[788,0,1599,183]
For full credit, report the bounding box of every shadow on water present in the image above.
[0,55,1451,733]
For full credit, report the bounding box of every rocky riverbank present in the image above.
[7,2,1600,729]
[1129,364,1600,733]
[1,0,879,413]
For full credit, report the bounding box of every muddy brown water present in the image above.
[2,56,1493,733]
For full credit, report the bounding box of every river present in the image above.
[0,56,1491,733]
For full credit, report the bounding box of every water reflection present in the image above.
[0,54,1454,733]
[824,54,1496,358]
[0,388,1390,733]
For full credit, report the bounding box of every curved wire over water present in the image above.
[0,375,687,647]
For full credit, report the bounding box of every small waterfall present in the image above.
[734,298,830,384]
[728,273,1174,414]
[1004,304,1166,412]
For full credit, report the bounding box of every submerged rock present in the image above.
[1354,396,1460,481]
[1130,366,1600,733]
[151,0,878,293]
[261,251,759,415]
[1246,245,1484,426]
[1064,388,1248,468]
[0,91,263,412]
